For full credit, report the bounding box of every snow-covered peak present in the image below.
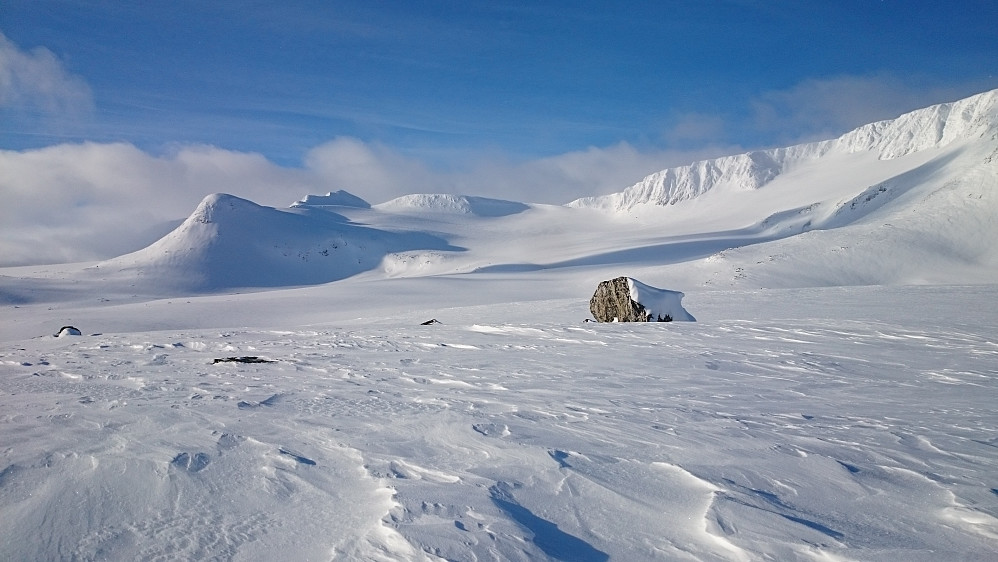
[375,194,529,217]
[570,88,998,212]
[188,193,268,224]
[292,190,370,209]
[98,192,457,290]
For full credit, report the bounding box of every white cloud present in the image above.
[0,143,319,266]
[305,138,733,205]
[455,143,734,203]
[0,31,94,114]
[747,74,995,144]
[304,138,439,205]
[10,74,990,267]
[1,138,734,266]
[662,113,728,147]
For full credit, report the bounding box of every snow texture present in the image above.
[1,88,998,561]
[627,278,696,322]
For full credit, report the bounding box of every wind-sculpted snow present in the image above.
[1,287,997,560]
[570,88,998,212]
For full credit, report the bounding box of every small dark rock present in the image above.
[212,356,275,364]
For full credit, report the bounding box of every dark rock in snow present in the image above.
[212,356,276,364]
[591,277,647,322]
[589,277,695,322]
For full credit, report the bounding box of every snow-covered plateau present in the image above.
[2,89,997,561]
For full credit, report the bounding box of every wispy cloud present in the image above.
[658,74,997,150]
[0,31,94,115]
[0,143,314,266]
[3,73,994,267]
[0,138,733,266]
[746,74,996,145]
[304,138,734,205]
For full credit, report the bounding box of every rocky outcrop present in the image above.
[590,277,649,322]
[590,277,695,322]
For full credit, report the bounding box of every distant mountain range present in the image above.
[97,89,998,291]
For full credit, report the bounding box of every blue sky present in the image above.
[2,1,998,265]
[4,0,997,165]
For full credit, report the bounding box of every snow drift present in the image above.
[590,277,695,322]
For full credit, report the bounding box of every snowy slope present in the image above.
[375,194,530,217]
[690,135,998,288]
[569,88,998,212]
[1,287,997,561]
[95,193,459,291]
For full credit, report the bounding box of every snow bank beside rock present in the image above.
[590,276,695,322]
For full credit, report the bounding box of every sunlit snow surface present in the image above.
[3,90,998,559]
[2,287,997,561]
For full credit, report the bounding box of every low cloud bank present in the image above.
[1,140,722,266]
[3,60,992,266]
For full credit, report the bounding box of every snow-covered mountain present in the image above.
[86,88,998,293]
[375,193,530,217]
[3,90,998,562]
[97,193,458,290]
[569,88,998,211]
[291,189,371,209]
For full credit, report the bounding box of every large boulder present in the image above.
[590,277,695,322]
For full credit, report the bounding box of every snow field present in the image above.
[2,88,998,560]
[2,287,997,560]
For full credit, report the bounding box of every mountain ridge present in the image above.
[77,88,998,293]
[569,88,998,212]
